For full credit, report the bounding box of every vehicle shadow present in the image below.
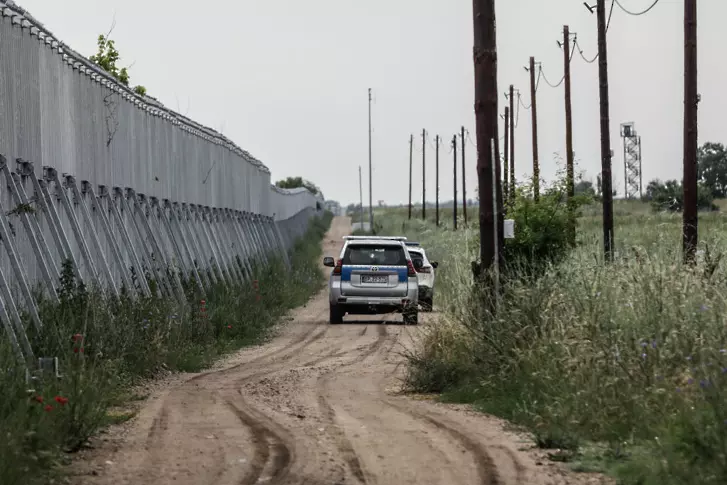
[342,318,405,325]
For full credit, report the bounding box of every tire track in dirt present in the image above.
[219,323,387,485]
[373,329,506,485]
[223,399,293,485]
[188,318,325,384]
[381,398,502,485]
[314,324,393,484]
[136,317,330,483]
[145,402,169,446]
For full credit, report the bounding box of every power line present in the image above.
[518,93,531,110]
[615,0,661,16]
[576,0,614,63]
[539,65,564,88]
[542,38,577,88]
[574,38,598,64]
[607,0,615,31]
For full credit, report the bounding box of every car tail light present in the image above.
[418,266,432,274]
[407,260,416,277]
[333,259,343,275]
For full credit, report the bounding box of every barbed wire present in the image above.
[615,0,661,16]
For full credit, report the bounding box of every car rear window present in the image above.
[343,244,407,266]
[408,251,424,267]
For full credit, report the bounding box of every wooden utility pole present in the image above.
[472,0,502,275]
[453,135,458,230]
[683,0,698,263]
[529,56,540,201]
[509,84,515,204]
[422,129,426,220]
[563,25,575,246]
[435,135,440,226]
[461,126,468,225]
[408,134,413,219]
[368,88,374,230]
[503,108,510,202]
[596,0,614,261]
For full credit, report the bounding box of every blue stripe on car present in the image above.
[341,266,408,282]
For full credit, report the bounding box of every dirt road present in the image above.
[71,217,603,485]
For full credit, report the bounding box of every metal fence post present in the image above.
[83,183,136,297]
[185,204,218,286]
[108,186,151,297]
[67,176,118,297]
[47,168,102,289]
[194,205,227,285]
[0,156,60,300]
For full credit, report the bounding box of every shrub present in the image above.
[645,179,718,212]
[504,176,591,276]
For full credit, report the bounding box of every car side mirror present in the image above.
[413,259,423,270]
[431,261,439,269]
[323,257,335,267]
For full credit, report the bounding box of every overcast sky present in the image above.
[18,0,727,206]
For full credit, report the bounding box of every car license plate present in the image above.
[362,275,387,284]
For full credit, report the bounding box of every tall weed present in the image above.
[0,213,332,485]
[388,200,727,484]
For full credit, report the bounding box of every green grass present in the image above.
[0,212,332,485]
[376,200,727,484]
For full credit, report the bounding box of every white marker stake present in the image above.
[490,138,500,301]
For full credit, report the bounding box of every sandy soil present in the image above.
[67,216,608,485]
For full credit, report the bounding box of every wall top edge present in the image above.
[0,0,271,175]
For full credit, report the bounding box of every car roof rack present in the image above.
[404,242,420,246]
[343,236,407,241]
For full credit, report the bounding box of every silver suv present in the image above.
[323,236,419,325]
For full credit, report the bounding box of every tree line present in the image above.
[573,141,727,212]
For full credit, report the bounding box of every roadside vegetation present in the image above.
[0,213,332,485]
[381,167,727,484]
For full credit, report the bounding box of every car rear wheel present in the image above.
[403,310,418,325]
[329,304,344,324]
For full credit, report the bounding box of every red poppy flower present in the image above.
[44,405,54,412]
[227,325,232,329]
[33,396,43,404]
[54,396,69,406]
[71,333,83,342]
[73,348,79,354]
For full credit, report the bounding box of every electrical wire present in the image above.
[539,65,564,88]
[465,130,478,149]
[615,0,661,16]
[518,92,532,111]
[606,0,615,31]
[574,38,598,64]
[574,0,614,64]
